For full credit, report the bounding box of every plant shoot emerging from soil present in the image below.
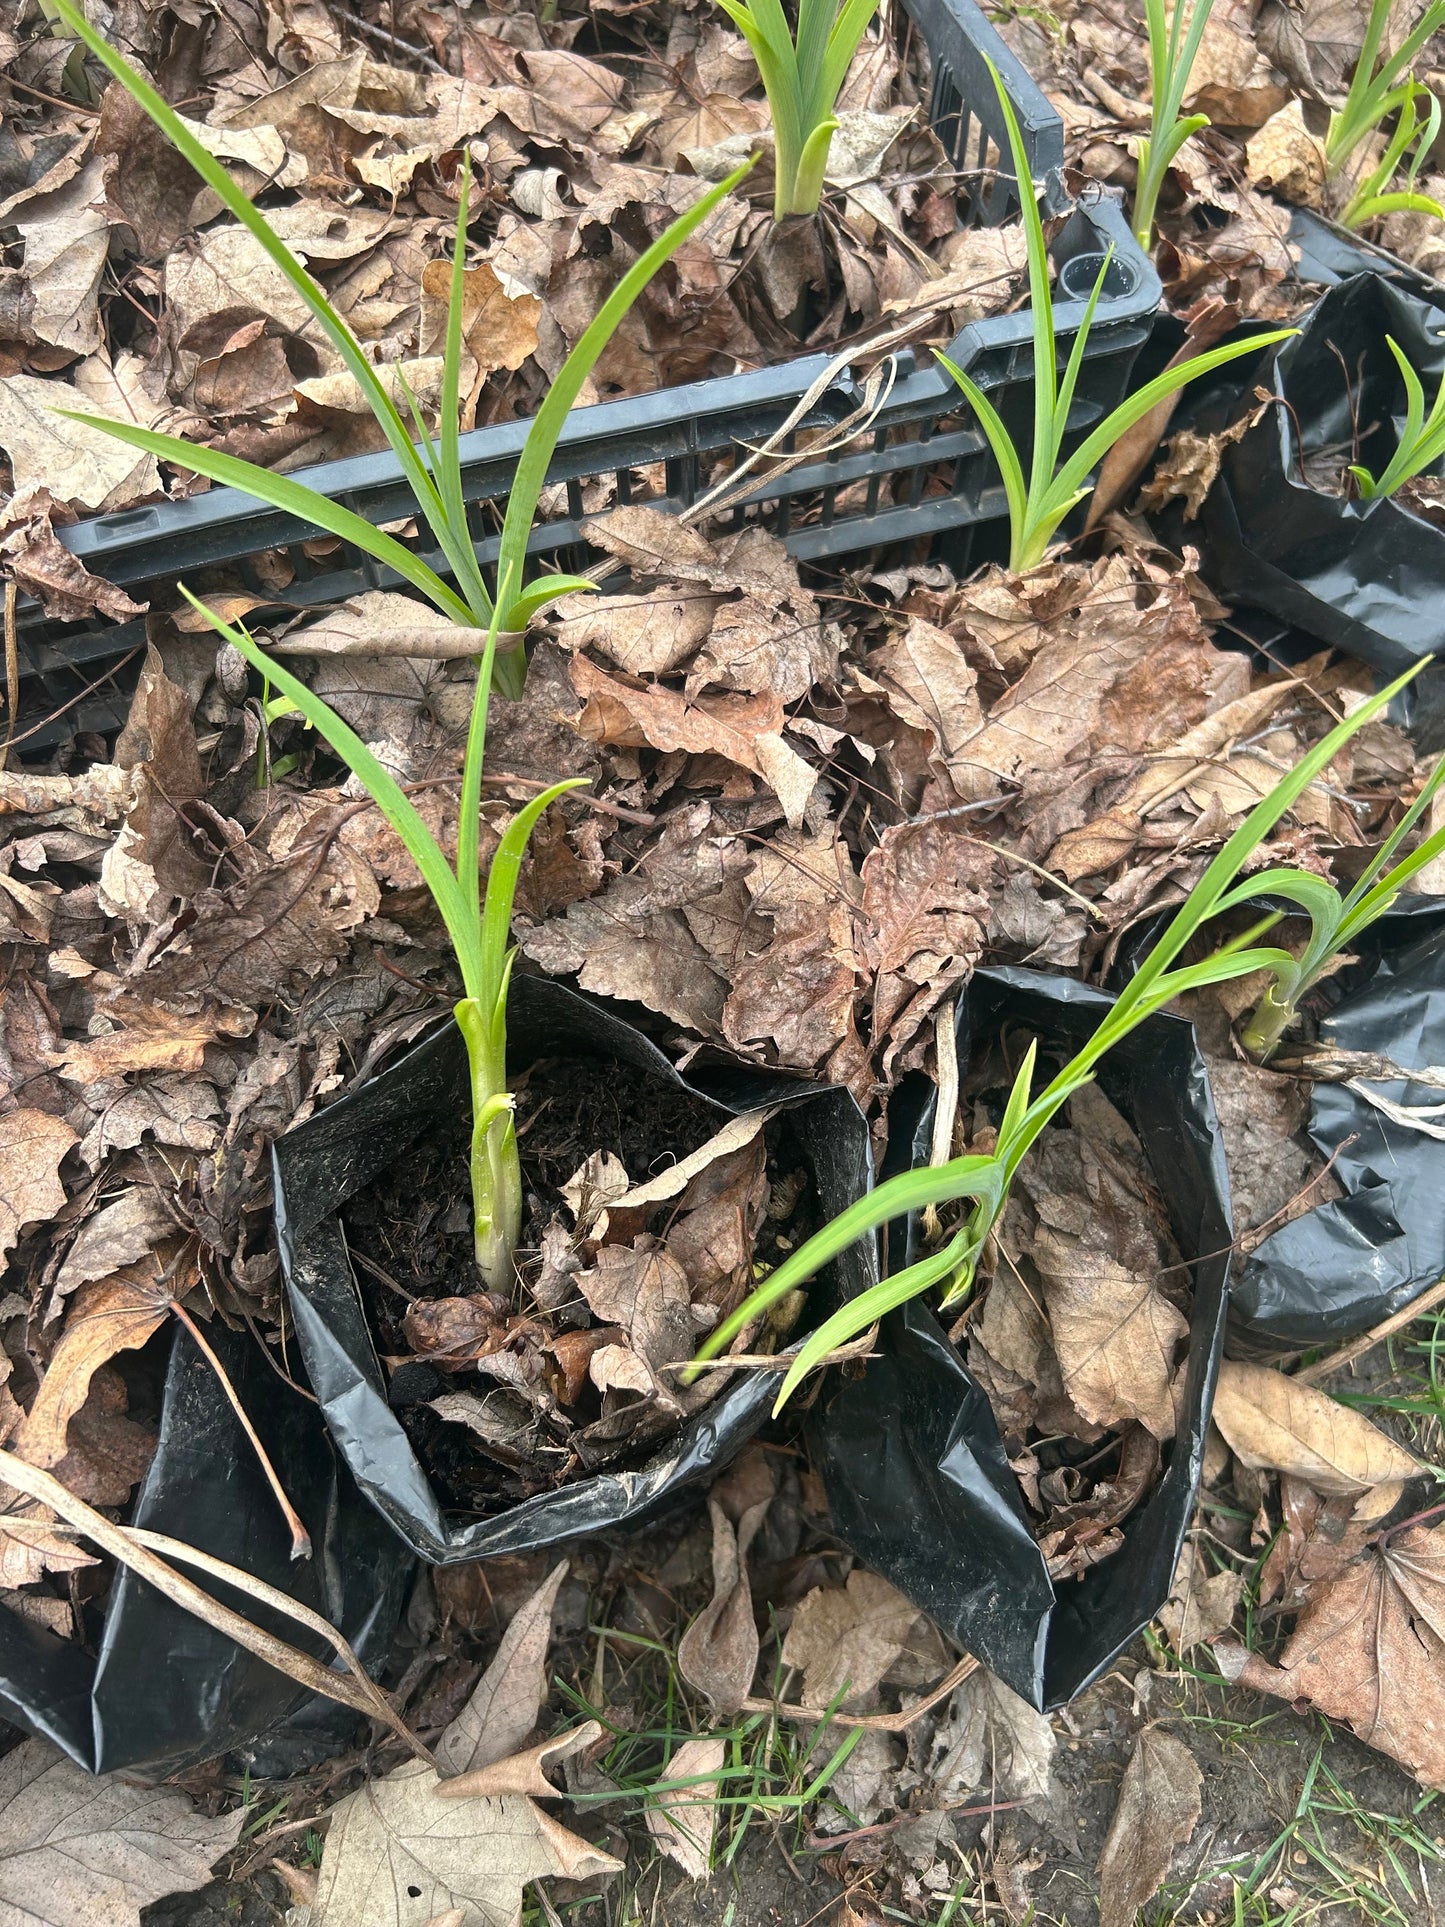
[688,663,1433,1411]
[1133,0,1217,248]
[1349,336,1445,500]
[1234,746,1445,1060]
[50,0,753,1293]
[715,0,883,218]
[1336,82,1444,228]
[1325,0,1445,178]
[940,63,1295,575]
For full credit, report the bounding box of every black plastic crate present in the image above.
[12,0,1159,756]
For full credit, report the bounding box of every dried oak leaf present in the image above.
[51,1187,175,1304]
[0,1737,243,1926]
[574,1242,696,1375]
[0,1110,75,1265]
[0,1500,98,1588]
[0,374,160,514]
[1221,1522,1445,1787]
[1212,1360,1421,1496]
[856,616,984,799]
[1097,1725,1202,1927]
[781,1570,921,1710]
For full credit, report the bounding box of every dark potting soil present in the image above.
[341,1052,818,1515]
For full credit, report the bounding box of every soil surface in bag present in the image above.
[272,974,875,1564]
[0,1320,413,1777]
[1228,900,1445,1354]
[806,966,1231,1711]
[1185,271,1445,677]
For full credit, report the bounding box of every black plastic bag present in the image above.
[806,967,1232,1711]
[1232,901,1445,1353]
[0,1321,414,1776]
[1192,272,1445,677]
[272,974,875,1564]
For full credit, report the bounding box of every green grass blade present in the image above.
[62,413,477,626]
[983,59,1058,507]
[505,574,598,627]
[493,161,754,629]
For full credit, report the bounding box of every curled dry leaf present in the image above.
[1096,1725,1202,1927]
[1157,1543,1244,1657]
[1213,1360,1421,1496]
[0,1737,243,1926]
[646,1735,726,1881]
[780,1570,921,1710]
[273,592,495,659]
[17,1267,171,1471]
[1221,1522,1445,1788]
[677,1494,770,1715]
[928,1668,1055,1807]
[436,1720,603,1801]
[434,1559,569,1779]
[0,1110,75,1265]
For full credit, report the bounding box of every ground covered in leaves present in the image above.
[3,0,1445,1919]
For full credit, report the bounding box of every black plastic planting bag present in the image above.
[1194,272,1445,676]
[0,1321,413,1776]
[806,967,1232,1711]
[272,974,874,1564]
[1232,901,1445,1353]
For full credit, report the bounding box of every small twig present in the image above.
[336,4,445,68]
[663,1326,879,1373]
[0,581,17,772]
[737,1652,977,1730]
[1294,1273,1445,1386]
[168,1301,312,1559]
[0,1450,433,1765]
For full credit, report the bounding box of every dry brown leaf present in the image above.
[0,1500,98,1588]
[1221,1522,1445,1787]
[420,259,541,394]
[677,1493,771,1714]
[51,1188,176,1303]
[928,1668,1055,1805]
[434,1559,569,1778]
[0,374,160,513]
[0,1110,75,1265]
[857,616,984,796]
[609,1113,767,1214]
[0,1737,243,1925]
[1213,1361,1421,1496]
[18,1268,171,1471]
[436,1720,603,1801]
[1097,1726,1202,1927]
[781,1570,921,1710]
[574,1243,697,1374]
[0,486,146,623]
[1157,1543,1244,1656]
[555,587,718,678]
[1245,101,1327,207]
[646,1735,726,1880]
[858,817,989,1078]
[312,1760,621,1927]
[13,159,108,358]
[1034,1231,1188,1443]
[274,592,494,659]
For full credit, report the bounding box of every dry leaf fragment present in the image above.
[781,1570,921,1710]
[1220,1522,1445,1786]
[275,592,494,659]
[1035,1234,1189,1442]
[928,1668,1055,1806]
[437,1721,603,1801]
[1158,1543,1244,1656]
[0,1110,75,1265]
[0,374,160,513]
[18,1267,172,1471]
[1245,100,1327,206]
[678,1493,771,1714]
[0,1501,98,1587]
[646,1735,726,1880]
[312,1760,621,1927]
[1096,1725,1202,1927]
[0,1737,242,1926]
[434,1560,569,1778]
[50,1188,176,1304]
[0,486,146,623]
[1213,1360,1421,1496]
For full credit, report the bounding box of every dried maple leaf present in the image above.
[1222,1522,1445,1787]
[781,1570,921,1710]
[0,1110,75,1265]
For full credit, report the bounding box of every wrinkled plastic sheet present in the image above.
[272,974,876,1565]
[806,967,1231,1711]
[1194,271,1445,677]
[0,1321,413,1776]
[1232,901,1445,1352]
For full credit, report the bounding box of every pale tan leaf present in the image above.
[1213,1361,1421,1496]
[436,1721,603,1801]
[312,1761,622,1927]
[434,1560,568,1778]
[0,1502,98,1588]
[0,374,160,513]
[1097,1726,1202,1927]
[0,1737,242,1925]
[677,1495,770,1714]
[610,1112,768,1213]
[780,1571,921,1710]
[18,1268,170,1471]
[1033,1231,1188,1442]
[273,592,492,659]
[646,1736,726,1880]
[0,1110,75,1265]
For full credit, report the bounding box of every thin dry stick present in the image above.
[664,1325,879,1374]
[0,581,18,772]
[738,1652,978,1731]
[0,1449,434,1765]
[168,1300,312,1560]
[1294,1273,1445,1386]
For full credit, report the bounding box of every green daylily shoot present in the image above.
[687,660,1436,1413]
[1349,335,1445,502]
[715,0,883,219]
[1326,0,1445,178]
[939,61,1296,575]
[1133,0,1216,249]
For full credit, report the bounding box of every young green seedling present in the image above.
[687,661,1432,1412]
[941,61,1296,574]
[1133,0,1216,249]
[1326,0,1445,177]
[716,0,882,219]
[1349,335,1445,499]
[1337,81,1444,228]
[1232,751,1445,1059]
[50,0,750,695]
